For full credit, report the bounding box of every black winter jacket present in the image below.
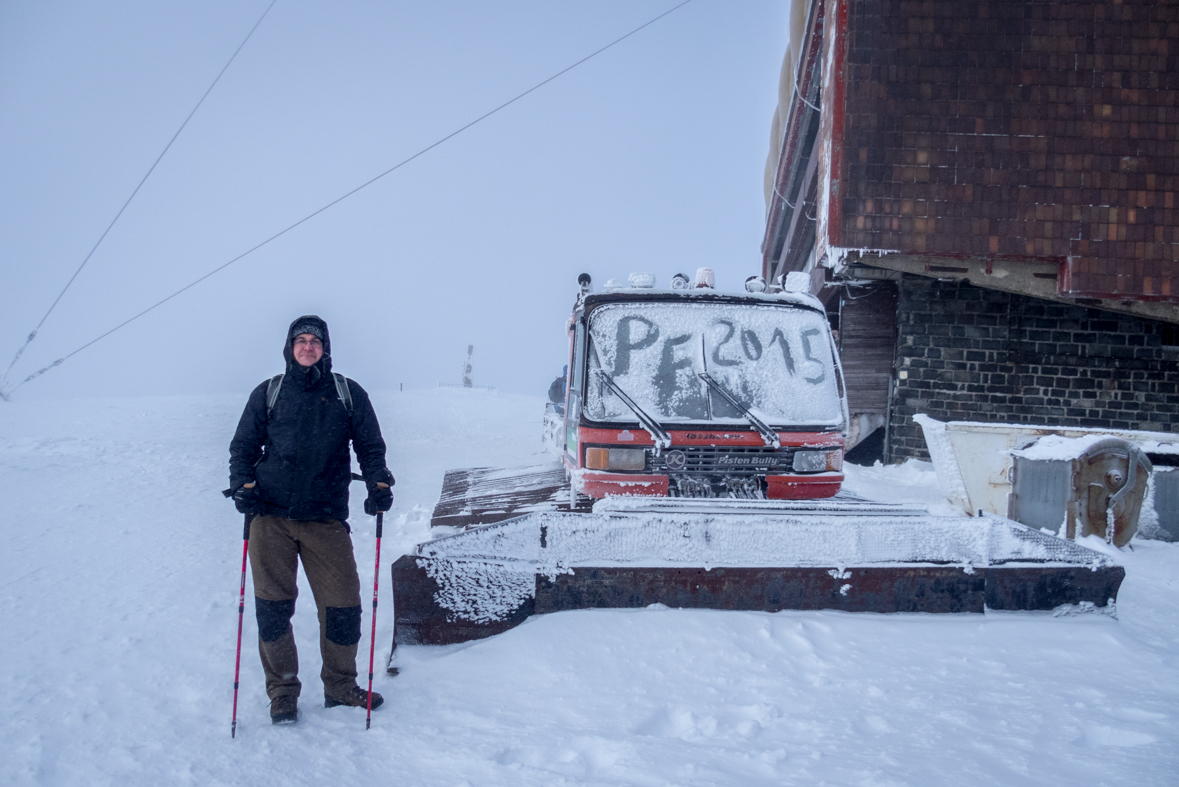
[229,315,389,522]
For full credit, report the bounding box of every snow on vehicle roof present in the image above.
[580,287,825,313]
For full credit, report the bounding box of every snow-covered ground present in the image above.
[1,388,1177,786]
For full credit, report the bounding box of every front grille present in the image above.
[648,446,793,477]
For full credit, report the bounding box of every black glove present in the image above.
[232,483,265,515]
[364,468,395,515]
[364,486,393,516]
[369,468,395,488]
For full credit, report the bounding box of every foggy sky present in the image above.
[0,0,787,401]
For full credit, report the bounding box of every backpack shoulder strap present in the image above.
[333,372,353,414]
[265,374,284,417]
[265,372,351,417]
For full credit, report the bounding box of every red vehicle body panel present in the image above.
[765,474,843,499]
[578,471,669,498]
[569,427,845,500]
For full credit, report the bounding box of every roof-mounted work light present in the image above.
[783,271,810,293]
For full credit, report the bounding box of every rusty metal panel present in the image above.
[984,566,1124,612]
[535,566,984,615]
[393,558,1128,647]
[396,559,1129,646]
[1073,440,1152,547]
[430,464,590,529]
[390,554,533,646]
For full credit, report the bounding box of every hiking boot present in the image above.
[325,686,384,710]
[270,695,298,725]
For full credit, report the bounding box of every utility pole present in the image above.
[462,345,474,388]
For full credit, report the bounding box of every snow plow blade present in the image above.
[392,510,1124,646]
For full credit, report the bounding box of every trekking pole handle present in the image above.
[351,472,393,488]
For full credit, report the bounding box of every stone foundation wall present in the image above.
[888,276,1179,460]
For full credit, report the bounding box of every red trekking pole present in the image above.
[365,511,383,730]
[231,513,252,738]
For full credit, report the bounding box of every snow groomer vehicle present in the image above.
[387,270,1127,654]
[554,269,845,502]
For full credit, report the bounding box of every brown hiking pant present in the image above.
[248,515,362,701]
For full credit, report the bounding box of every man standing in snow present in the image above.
[228,315,394,725]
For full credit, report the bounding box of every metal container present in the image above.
[1151,468,1179,541]
[915,414,1176,518]
[1009,437,1152,547]
[1009,459,1071,533]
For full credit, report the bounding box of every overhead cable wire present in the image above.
[792,65,820,113]
[0,0,279,398]
[772,181,796,210]
[3,0,694,397]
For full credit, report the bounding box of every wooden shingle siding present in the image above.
[838,0,1179,301]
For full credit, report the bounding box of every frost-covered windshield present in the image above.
[584,302,842,426]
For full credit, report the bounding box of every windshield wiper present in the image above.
[698,372,780,449]
[594,370,672,452]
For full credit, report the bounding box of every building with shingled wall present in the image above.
[763,0,1179,462]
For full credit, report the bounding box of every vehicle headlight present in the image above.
[585,447,647,471]
[792,449,842,473]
